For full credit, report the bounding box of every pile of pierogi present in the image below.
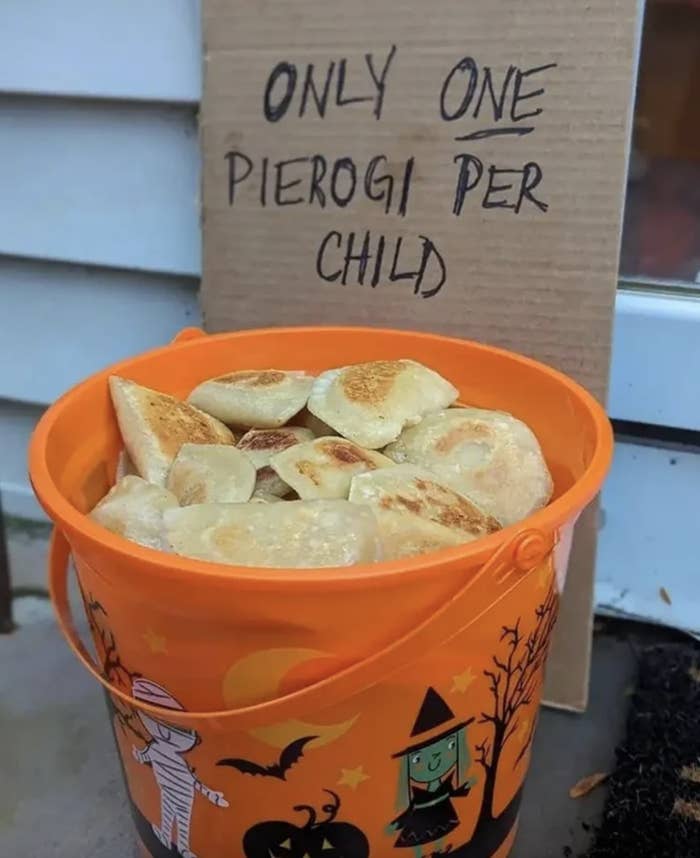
[91,360,553,568]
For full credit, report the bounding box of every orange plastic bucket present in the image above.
[29,326,612,858]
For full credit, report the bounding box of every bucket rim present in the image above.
[29,325,613,585]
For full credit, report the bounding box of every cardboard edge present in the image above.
[541,501,598,713]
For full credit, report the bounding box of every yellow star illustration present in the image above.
[337,766,370,790]
[517,718,531,740]
[451,667,476,694]
[142,628,168,654]
[537,562,553,590]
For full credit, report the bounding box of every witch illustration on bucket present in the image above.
[388,688,477,857]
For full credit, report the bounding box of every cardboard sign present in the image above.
[201,0,638,710]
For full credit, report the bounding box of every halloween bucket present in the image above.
[29,326,612,858]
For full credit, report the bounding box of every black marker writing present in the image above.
[482,166,521,210]
[330,158,357,207]
[440,57,557,140]
[371,234,386,286]
[299,62,336,118]
[415,236,446,298]
[263,62,296,122]
[365,156,393,215]
[262,45,397,123]
[335,59,374,110]
[455,126,534,142]
[225,151,253,204]
[514,162,548,213]
[316,231,342,282]
[474,64,517,121]
[260,157,269,206]
[315,229,446,297]
[366,44,397,120]
[235,48,558,299]
[453,154,548,214]
[452,154,484,215]
[361,155,414,217]
[274,157,308,206]
[309,155,327,206]
[440,56,478,121]
[397,157,414,217]
[511,63,558,123]
[224,150,414,216]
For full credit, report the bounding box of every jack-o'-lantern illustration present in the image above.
[242,790,369,858]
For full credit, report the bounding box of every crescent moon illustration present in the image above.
[222,647,359,749]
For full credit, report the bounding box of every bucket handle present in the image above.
[49,527,553,730]
[171,326,207,344]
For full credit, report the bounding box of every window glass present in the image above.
[621,0,700,287]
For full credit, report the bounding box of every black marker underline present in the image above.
[454,126,535,141]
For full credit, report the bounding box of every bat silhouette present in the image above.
[217,735,317,781]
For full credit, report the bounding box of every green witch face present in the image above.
[397,725,471,799]
[388,688,477,855]
[407,733,459,783]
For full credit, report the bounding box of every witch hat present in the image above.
[393,687,474,757]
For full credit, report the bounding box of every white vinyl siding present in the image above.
[0,1,201,104]
[0,2,201,516]
[0,98,199,276]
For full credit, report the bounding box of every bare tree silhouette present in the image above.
[78,583,559,858]
[452,584,559,858]
[81,590,179,857]
[475,585,558,824]
[83,593,147,743]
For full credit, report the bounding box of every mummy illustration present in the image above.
[132,679,228,858]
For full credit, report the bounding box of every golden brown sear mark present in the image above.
[178,481,206,506]
[433,421,491,454]
[145,397,229,458]
[296,460,321,486]
[239,430,300,452]
[380,478,499,535]
[212,524,245,553]
[379,495,422,515]
[437,501,499,534]
[340,361,404,405]
[214,370,287,387]
[318,440,379,468]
